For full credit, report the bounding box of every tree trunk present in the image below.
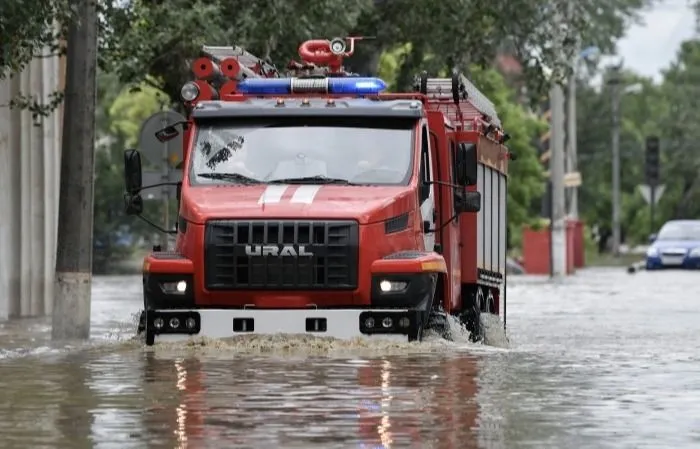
[52,0,98,341]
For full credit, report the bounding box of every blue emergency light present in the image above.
[237,77,388,95]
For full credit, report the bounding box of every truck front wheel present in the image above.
[137,310,146,334]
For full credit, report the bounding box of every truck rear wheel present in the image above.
[461,287,486,343]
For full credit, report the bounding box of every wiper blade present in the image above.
[268,176,355,185]
[197,172,261,184]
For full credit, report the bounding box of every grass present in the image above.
[585,251,643,267]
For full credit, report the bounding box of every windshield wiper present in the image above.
[197,172,262,184]
[268,176,355,185]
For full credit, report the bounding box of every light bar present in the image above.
[236,77,387,95]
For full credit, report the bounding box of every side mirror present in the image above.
[455,190,481,213]
[124,149,143,195]
[648,233,657,244]
[456,143,478,186]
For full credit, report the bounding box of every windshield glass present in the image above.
[189,117,415,186]
[657,222,700,240]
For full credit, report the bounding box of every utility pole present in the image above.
[52,0,98,340]
[548,3,568,278]
[550,83,567,277]
[645,136,661,237]
[566,0,579,219]
[609,65,622,257]
[566,65,578,219]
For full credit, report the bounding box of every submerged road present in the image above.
[0,268,699,448]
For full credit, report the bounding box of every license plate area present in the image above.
[305,318,327,332]
[233,317,255,332]
[661,256,684,266]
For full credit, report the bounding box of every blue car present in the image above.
[646,220,700,270]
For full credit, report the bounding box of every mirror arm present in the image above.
[135,213,177,235]
[435,212,460,234]
[425,181,468,234]
[132,181,182,195]
[429,180,462,189]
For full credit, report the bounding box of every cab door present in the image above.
[419,124,436,252]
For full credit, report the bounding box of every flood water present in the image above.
[1,268,699,448]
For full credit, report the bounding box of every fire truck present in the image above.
[123,37,512,346]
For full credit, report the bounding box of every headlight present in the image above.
[379,280,408,293]
[180,82,200,102]
[689,248,700,257]
[646,247,659,257]
[161,280,188,295]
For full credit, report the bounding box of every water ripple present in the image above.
[0,269,699,448]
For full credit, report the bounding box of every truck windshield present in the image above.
[189,117,415,186]
[657,222,700,240]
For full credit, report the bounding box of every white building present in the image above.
[0,51,65,319]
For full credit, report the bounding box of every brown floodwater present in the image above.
[1,269,700,449]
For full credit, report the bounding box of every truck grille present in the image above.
[204,220,359,290]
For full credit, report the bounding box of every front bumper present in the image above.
[646,255,700,270]
[143,308,424,345]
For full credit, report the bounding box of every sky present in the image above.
[614,0,696,82]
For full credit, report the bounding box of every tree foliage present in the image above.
[575,36,700,248]
[0,0,76,118]
[96,0,654,104]
[0,0,72,78]
[92,70,171,272]
[3,0,654,114]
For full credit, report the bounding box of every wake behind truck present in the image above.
[123,37,513,346]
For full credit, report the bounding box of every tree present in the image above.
[99,0,371,103]
[575,69,665,246]
[92,70,170,273]
[98,0,653,103]
[656,40,700,221]
[0,0,75,116]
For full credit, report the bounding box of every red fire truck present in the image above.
[123,37,512,346]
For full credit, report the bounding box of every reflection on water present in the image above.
[1,270,700,448]
[0,348,499,449]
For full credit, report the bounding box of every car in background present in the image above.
[646,220,700,270]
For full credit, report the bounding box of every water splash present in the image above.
[481,313,510,349]
[141,312,511,357]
